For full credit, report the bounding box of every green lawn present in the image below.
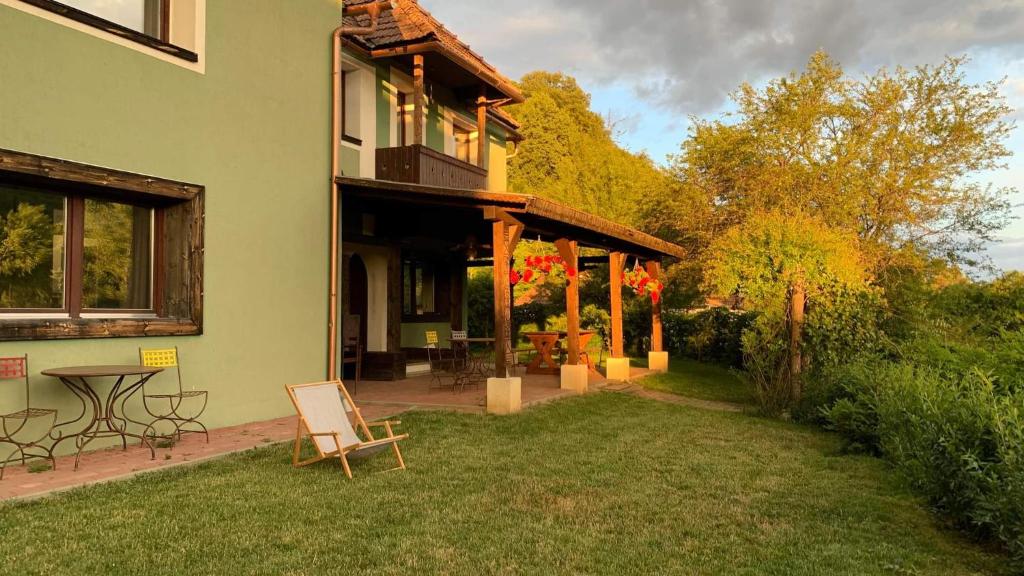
[640,357,758,405]
[0,393,1007,575]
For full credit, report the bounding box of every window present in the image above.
[16,0,201,64]
[341,65,363,145]
[401,258,450,321]
[60,0,167,39]
[453,124,476,165]
[0,148,204,341]
[397,91,414,147]
[1,185,155,314]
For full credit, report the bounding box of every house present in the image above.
[0,0,684,456]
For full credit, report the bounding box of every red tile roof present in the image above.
[342,0,524,104]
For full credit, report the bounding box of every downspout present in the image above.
[329,0,393,380]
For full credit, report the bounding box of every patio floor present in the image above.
[350,367,653,411]
[0,367,652,502]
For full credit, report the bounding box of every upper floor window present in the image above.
[452,118,478,165]
[15,0,203,65]
[396,91,414,147]
[61,0,167,40]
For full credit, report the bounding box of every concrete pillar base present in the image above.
[560,364,589,394]
[648,351,669,373]
[487,377,522,415]
[606,357,631,382]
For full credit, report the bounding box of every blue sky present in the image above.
[421,0,1023,271]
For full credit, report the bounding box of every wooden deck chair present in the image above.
[285,381,407,479]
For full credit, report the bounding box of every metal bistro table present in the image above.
[42,365,163,469]
[449,337,495,383]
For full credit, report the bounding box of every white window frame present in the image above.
[1,0,207,74]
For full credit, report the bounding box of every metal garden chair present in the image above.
[138,347,209,444]
[425,330,469,392]
[0,355,57,479]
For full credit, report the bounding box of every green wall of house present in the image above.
[0,0,342,452]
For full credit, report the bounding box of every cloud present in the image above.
[422,0,1024,114]
[986,237,1024,271]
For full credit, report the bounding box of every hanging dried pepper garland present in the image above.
[622,260,664,304]
[509,255,577,286]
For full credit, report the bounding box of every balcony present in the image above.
[376,144,487,190]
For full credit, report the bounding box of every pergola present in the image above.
[336,176,687,388]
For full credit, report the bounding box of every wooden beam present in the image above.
[413,55,425,146]
[492,220,510,377]
[556,239,580,366]
[609,252,625,358]
[646,261,663,353]
[476,85,487,169]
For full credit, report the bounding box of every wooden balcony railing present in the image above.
[375,145,487,190]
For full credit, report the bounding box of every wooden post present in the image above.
[413,54,425,146]
[492,220,509,377]
[609,252,625,358]
[486,208,523,378]
[476,85,487,168]
[555,239,580,365]
[789,272,806,402]
[645,261,663,352]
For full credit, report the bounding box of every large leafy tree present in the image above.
[507,72,673,228]
[655,52,1016,276]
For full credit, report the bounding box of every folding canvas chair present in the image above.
[1,355,57,480]
[139,347,210,443]
[286,381,407,479]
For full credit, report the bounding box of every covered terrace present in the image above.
[334,176,686,413]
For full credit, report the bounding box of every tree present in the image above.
[657,52,1016,277]
[507,72,674,228]
[704,210,870,411]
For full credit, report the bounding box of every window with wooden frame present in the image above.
[401,256,450,322]
[452,118,478,165]
[0,148,204,341]
[15,0,199,63]
[396,91,414,147]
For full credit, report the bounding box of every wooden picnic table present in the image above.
[41,365,162,470]
[523,331,596,375]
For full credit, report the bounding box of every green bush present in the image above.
[820,359,1024,564]
[660,307,753,368]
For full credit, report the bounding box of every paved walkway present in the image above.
[0,404,406,502]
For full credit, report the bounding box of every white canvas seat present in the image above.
[286,381,407,479]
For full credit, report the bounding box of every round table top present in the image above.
[449,337,495,343]
[41,365,164,378]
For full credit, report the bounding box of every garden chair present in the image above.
[139,347,209,444]
[342,314,363,395]
[0,355,57,480]
[450,329,469,369]
[286,380,406,479]
[425,330,469,392]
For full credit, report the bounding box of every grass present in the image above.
[0,393,1007,575]
[640,356,758,405]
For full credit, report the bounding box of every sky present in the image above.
[421,0,1024,272]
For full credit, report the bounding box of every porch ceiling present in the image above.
[336,176,687,260]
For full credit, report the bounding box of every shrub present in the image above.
[661,307,753,369]
[821,359,1024,564]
